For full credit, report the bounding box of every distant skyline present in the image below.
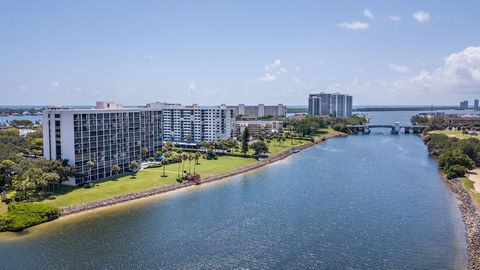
[1,1,479,106]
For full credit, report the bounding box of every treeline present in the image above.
[424,133,479,179]
[284,115,367,136]
[411,115,447,130]
[0,108,42,115]
[0,128,43,159]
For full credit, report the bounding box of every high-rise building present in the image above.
[474,99,479,110]
[308,93,353,118]
[43,102,234,185]
[460,101,469,110]
[147,102,234,143]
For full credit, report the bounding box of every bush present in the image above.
[445,164,468,179]
[0,202,61,232]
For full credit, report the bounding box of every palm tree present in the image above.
[193,152,201,174]
[160,159,168,177]
[181,153,188,174]
[86,160,95,182]
[176,154,183,178]
[141,147,149,161]
[112,164,121,176]
[187,154,193,174]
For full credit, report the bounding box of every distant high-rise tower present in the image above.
[474,99,479,110]
[460,100,469,110]
[308,92,353,118]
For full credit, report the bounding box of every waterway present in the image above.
[0,111,469,269]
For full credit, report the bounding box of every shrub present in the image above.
[445,164,469,179]
[0,202,61,232]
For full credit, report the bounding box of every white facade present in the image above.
[43,102,234,185]
[160,104,234,143]
[308,92,353,118]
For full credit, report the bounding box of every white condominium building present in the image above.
[308,93,353,118]
[43,102,234,185]
[146,102,234,143]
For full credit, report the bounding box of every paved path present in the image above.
[468,168,480,192]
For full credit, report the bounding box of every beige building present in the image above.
[233,121,283,137]
[228,104,286,118]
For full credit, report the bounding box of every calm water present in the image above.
[0,111,468,269]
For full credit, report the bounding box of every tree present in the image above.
[141,147,149,161]
[160,159,168,177]
[250,141,269,156]
[13,176,35,200]
[188,154,193,174]
[0,159,17,187]
[241,127,250,155]
[182,153,189,173]
[129,161,139,171]
[25,167,46,191]
[43,172,60,193]
[193,152,201,174]
[446,164,469,179]
[438,149,476,171]
[175,154,183,178]
[86,160,95,182]
[112,165,121,176]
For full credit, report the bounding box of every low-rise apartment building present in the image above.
[228,104,286,118]
[233,120,283,137]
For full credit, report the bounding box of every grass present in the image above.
[36,135,315,209]
[429,130,480,140]
[41,155,257,208]
[461,178,480,204]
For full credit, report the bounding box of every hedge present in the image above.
[0,202,61,232]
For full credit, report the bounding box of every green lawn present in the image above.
[461,178,480,203]
[231,138,310,156]
[42,155,257,208]
[429,130,480,140]
[36,136,313,209]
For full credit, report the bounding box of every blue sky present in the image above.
[1,0,479,106]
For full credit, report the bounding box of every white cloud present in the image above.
[188,81,196,91]
[292,77,305,86]
[413,11,430,23]
[364,9,374,19]
[392,46,480,95]
[18,86,28,90]
[51,81,60,87]
[276,67,287,74]
[336,21,369,30]
[257,73,276,82]
[264,59,281,70]
[388,15,401,22]
[388,64,410,73]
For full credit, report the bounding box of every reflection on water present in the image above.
[0,111,469,269]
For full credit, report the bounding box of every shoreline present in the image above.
[447,178,480,269]
[60,133,346,217]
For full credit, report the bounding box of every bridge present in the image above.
[347,122,428,134]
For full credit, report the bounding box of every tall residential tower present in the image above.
[308,93,353,118]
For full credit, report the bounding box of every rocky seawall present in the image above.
[61,133,346,216]
[448,179,480,270]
